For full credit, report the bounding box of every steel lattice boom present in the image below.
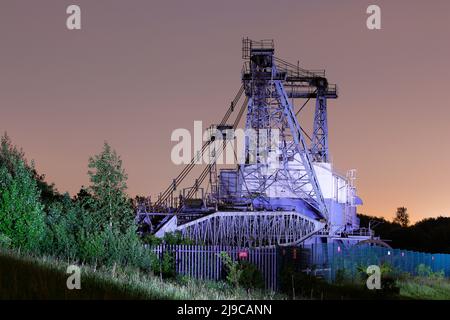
[138,38,369,248]
[177,211,324,247]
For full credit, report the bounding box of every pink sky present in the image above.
[1,0,449,222]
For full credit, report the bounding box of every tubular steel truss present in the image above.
[176,211,324,247]
[240,38,329,219]
[311,94,329,163]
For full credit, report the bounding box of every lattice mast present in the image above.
[240,38,334,219]
[311,86,329,162]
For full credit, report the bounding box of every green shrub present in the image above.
[41,199,80,259]
[417,264,432,277]
[417,263,445,280]
[380,276,400,295]
[280,266,329,299]
[0,233,11,249]
[142,233,162,245]
[220,252,242,288]
[151,251,176,279]
[80,231,107,265]
[219,252,264,289]
[335,268,349,285]
[110,226,155,270]
[238,261,265,290]
[163,231,194,245]
[142,231,194,246]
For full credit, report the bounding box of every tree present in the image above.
[1,132,62,208]
[87,142,134,232]
[0,133,25,174]
[393,207,409,227]
[0,134,45,252]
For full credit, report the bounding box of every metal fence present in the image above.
[149,243,450,291]
[149,244,280,291]
[293,243,450,282]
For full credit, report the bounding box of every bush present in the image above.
[79,231,107,265]
[417,264,432,277]
[41,198,80,259]
[219,252,264,290]
[142,231,194,246]
[151,251,176,279]
[220,252,242,288]
[380,276,400,295]
[107,226,155,270]
[335,268,351,285]
[0,234,11,249]
[142,234,162,246]
[417,263,445,280]
[75,225,155,271]
[280,265,328,299]
[163,231,194,245]
[238,261,265,290]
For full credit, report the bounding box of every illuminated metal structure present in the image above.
[137,39,370,247]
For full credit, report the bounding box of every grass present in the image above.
[398,277,450,300]
[282,273,401,300]
[1,247,449,300]
[281,266,450,300]
[286,278,450,300]
[0,248,285,300]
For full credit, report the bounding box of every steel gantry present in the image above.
[177,211,324,247]
[138,38,343,247]
[240,38,334,219]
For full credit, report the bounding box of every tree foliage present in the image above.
[358,213,450,253]
[0,135,154,270]
[41,142,150,268]
[393,207,410,227]
[87,142,134,232]
[0,133,46,252]
[0,133,62,207]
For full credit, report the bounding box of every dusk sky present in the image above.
[1,0,449,223]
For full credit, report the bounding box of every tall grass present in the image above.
[0,248,285,300]
[3,247,448,300]
[398,277,450,300]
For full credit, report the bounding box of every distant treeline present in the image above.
[358,214,450,254]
